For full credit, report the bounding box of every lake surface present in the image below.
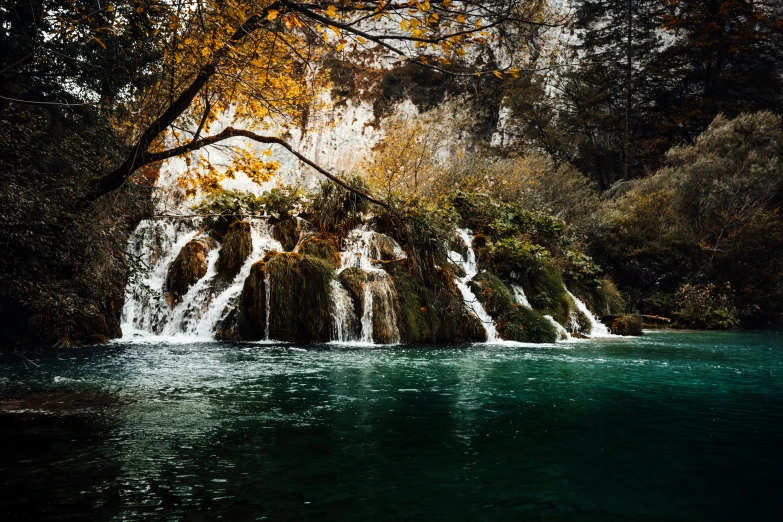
[1,331,782,520]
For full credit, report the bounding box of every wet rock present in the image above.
[610,315,644,336]
[337,268,400,343]
[272,218,301,251]
[234,252,334,342]
[205,212,241,241]
[216,221,252,279]
[299,235,340,268]
[165,237,217,305]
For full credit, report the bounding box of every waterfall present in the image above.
[121,219,202,336]
[191,224,280,337]
[544,315,571,341]
[511,284,570,341]
[360,282,374,343]
[330,279,358,342]
[566,289,614,337]
[448,229,499,342]
[329,227,404,344]
[511,284,532,308]
[264,270,272,341]
[340,226,406,271]
[121,219,281,339]
[159,248,221,336]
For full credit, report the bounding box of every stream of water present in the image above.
[1,331,782,520]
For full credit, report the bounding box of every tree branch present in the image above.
[85,3,282,201]
[147,126,389,209]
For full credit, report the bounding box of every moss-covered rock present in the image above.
[337,268,400,343]
[216,221,252,279]
[371,233,403,261]
[226,253,336,342]
[390,265,487,343]
[266,252,335,341]
[338,267,370,313]
[224,260,268,340]
[468,272,558,343]
[299,235,340,268]
[205,212,241,241]
[611,315,643,336]
[166,237,217,305]
[272,218,301,251]
[519,265,572,327]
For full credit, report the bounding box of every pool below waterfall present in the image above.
[1,330,782,520]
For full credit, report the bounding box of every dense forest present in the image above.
[1,0,782,349]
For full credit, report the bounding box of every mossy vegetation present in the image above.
[265,252,335,342]
[271,218,300,252]
[298,235,340,268]
[610,315,643,336]
[216,221,252,279]
[390,266,486,343]
[468,272,558,343]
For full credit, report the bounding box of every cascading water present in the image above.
[340,227,406,270]
[330,279,357,342]
[329,226,404,344]
[264,270,272,341]
[360,282,375,343]
[511,284,532,308]
[191,224,280,337]
[448,229,499,342]
[121,219,203,336]
[121,219,281,339]
[566,289,614,337]
[511,284,570,341]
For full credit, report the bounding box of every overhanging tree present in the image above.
[5,0,561,206]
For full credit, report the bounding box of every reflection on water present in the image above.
[1,331,783,520]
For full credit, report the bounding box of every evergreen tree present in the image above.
[556,0,667,189]
[655,0,783,141]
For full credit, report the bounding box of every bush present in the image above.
[674,283,740,329]
[593,112,783,326]
[0,106,152,349]
[305,174,370,237]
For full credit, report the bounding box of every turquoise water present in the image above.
[1,331,782,520]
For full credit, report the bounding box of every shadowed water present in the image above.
[1,331,782,520]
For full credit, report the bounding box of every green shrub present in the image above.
[674,283,740,329]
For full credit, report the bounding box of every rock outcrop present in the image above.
[165,237,217,305]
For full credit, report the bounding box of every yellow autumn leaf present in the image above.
[492,70,502,79]
[106,5,114,12]
[267,9,279,20]
[326,5,338,17]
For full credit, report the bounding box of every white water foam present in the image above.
[448,228,499,342]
